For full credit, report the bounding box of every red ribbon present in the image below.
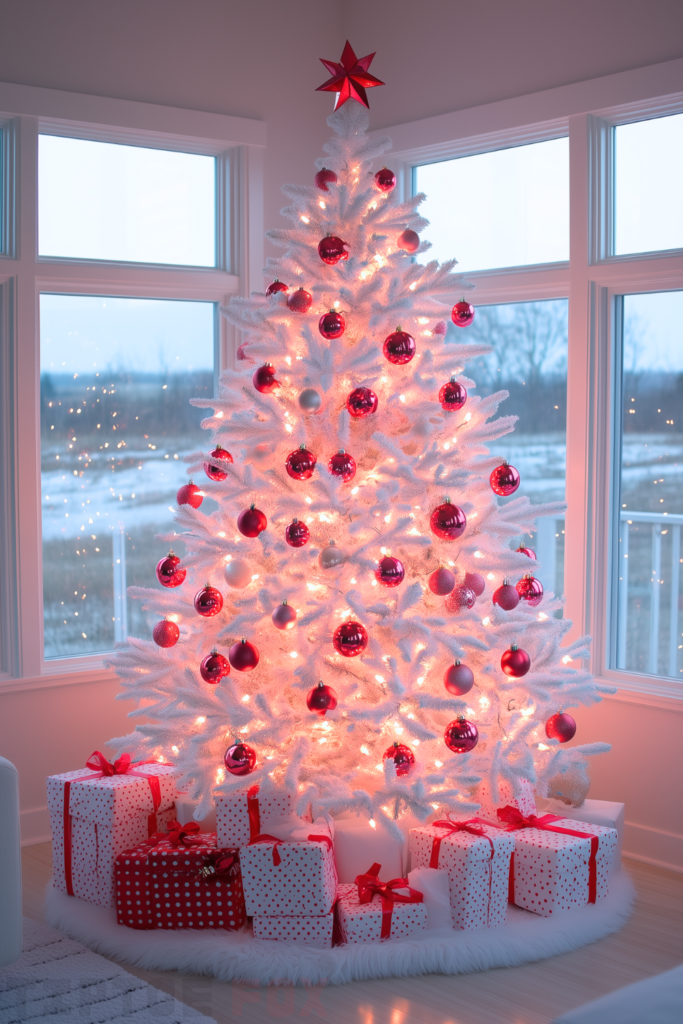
[355,862,424,940]
[164,820,205,848]
[247,784,261,839]
[248,831,333,867]
[496,806,599,904]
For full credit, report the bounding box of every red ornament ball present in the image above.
[156,552,186,589]
[333,620,368,657]
[272,601,297,630]
[319,310,345,340]
[253,363,279,394]
[445,584,476,614]
[383,742,415,777]
[346,386,378,418]
[315,168,337,191]
[501,644,530,678]
[439,377,468,411]
[490,462,520,496]
[200,651,230,684]
[444,717,479,753]
[194,585,223,618]
[266,279,289,297]
[444,661,475,696]
[464,571,486,597]
[517,545,537,560]
[383,329,416,365]
[153,619,179,648]
[204,445,233,482]
[374,167,396,193]
[428,566,456,595]
[286,445,317,481]
[228,638,260,672]
[177,482,203,509]
[516,574,544,606]
[397,228,420,252]
[545,711,577,744]
[451,300,475,328]
[237,504,267,538]
[224,741,257,776]
[493,580,520,611]
[318,235,348,265]
[285,518,309,547]
[430,500,467,541]
[287,287,313,314]
[306,680,338,716]
[375,555,405,588]
[328,449,356,482]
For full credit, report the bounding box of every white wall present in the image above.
[0,0,682,867]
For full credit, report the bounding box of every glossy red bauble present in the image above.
[445,584,476,614]
[272,601,297,630]
[516,574,544,606]
[253,363,279,394]
[444,717,479,753]
[156,552,186,589]
[194,585,223,617]
[516,546,537,560]
[397,228,420,252]
[493,580,520,611]
[464,571,486,597]
[287,288,313,314]
[490,462,520,496]
[237,504,267,538]
[228,638,260,672]
[383,329,416,365]
[501,644,530,678]
[451,300,475,328]
[286,445,317,481]
[153,619,179,648]
[346,387,378,418]
[315,168,337,191]
[318,235,348,265]
[285,518,309,547]
[430,500,467,541]
[266,279,289,297]
[224,741,257,776]
[177,482,203,509]
[428,566,456,595]
[374,167,396,192]
[333,620,368,657]
[328,449,356,482]
[375,555,405,588]
[545,711,577,744]
[204,445,233,482]
[306,680,338,716]
[383,742,415,777]
[200,651,230,684]
[444,661,475,696]
[439,377,468,411]
[319,310,345,340]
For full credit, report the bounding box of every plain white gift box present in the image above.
[538,798,625,870]
[174,793,216,832]
[333,818,404,883]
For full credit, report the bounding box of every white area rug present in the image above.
[45,871,635,988]
[0,917,216,1023]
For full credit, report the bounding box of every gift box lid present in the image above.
[47,761,177,828]
[410,821,515,865]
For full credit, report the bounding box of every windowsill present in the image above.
[597,673,683,712]
[0,664,118,695]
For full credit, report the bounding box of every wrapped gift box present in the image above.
[333,818,405,884]
[175,793,216,832]
[253,910,334,948]
[47,757,177,908]
[539,798,625,871]
[477,777,536,821]
[336,879,427,944]
[504,812,618,917]
[240,822,336,917]
[410,820,515,930]
[215,784,305,848]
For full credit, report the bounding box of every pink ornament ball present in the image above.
[501,644,530,678]
[443,660,474,696]
[200,651,230,684]
[318,235,348,265]
[439,378,467,411]
[444,717,479,753]
[430,500,467,541]
[492,580,520,610]
[306,680,338,715]
[375,556,405,588]
[333,620,368,657]
[253,363,279,394]
[203,445,233,482]
[272,601,297,630]
[328,449,356,482]
[266,279,289,297]
[346,387,378,418]
[397,228,420,252]
[445,584,476,614]
[194,585,223,618]
[315,168,337,191]
[224,741,257,776]
[319,310,345,340]
[490,462,520,496]
[228,638,259,672]
[428,566,456,595]
[545,711,577,744]
[383,742,415,776]
[287,287,313,314]
[156,552,186,589]
[516,574,544,606]
[383,329,416,365]
[285,518,309,547]
[177,482,203,509]
[237,504,267,538]
[153,619,179,648]
[451,300,475,328]
[286,445,317,481]
[374,167,396,193]
[516,545,537,560]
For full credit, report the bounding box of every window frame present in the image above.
[0,81,265,691]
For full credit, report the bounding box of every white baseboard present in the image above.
[623,820,683,873]
[20,805,51,847]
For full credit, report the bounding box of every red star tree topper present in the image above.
[316,40,384,110]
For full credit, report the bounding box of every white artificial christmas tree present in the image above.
[110,75,613,838]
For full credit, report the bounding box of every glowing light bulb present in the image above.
[409,282,417,291]
[538,612,548,621]
[215,411,223,418]
[241,694,250,702]
[417,677,425,685]
[474,550,483,559]
[562,655,573,664]
[482,616,491,626]
[171,745,179,755]
[300,215,310,224]
[196,716,206,725]
[290,651,299,658]
[351,486,359,494]
[360,745,370,755]
[434,760,443,768]
[464,412,472,422]
[369,819,377,828]
[538,742,550,750]
[375,675,385,683]
[318,200,326,209]
[487,572,495,579]
[217,531,226,538]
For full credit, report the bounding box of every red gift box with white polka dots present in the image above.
[336,883,427,943]
[253,909,334,948]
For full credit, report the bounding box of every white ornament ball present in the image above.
[224,557,252,590]
[318,540,345,570]
[272,601,297,630]
[298,388,322,414]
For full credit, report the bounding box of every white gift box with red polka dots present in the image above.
[509,817,618,917]
[240,826,337,917]
[409,823,515,930]
[335,882,427,943]
[477,778,536,821]
[215,785,304,848]
[47,764,178,908]
[253,909,334,948]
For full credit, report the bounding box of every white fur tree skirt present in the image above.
[45,872,635,988]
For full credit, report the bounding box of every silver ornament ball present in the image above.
[298,388,322,414]
[318,540,345,570]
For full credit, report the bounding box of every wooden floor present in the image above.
[22,843,683,1024]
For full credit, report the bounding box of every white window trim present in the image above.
[372,57,683,709]
[0,81,265,692]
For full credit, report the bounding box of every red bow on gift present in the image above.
[355,862,424,939]
[164,820,205,847]
[429,817,494,868]
[248,832,333,867]
[85,751,133,776]
[198,849,239,880]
